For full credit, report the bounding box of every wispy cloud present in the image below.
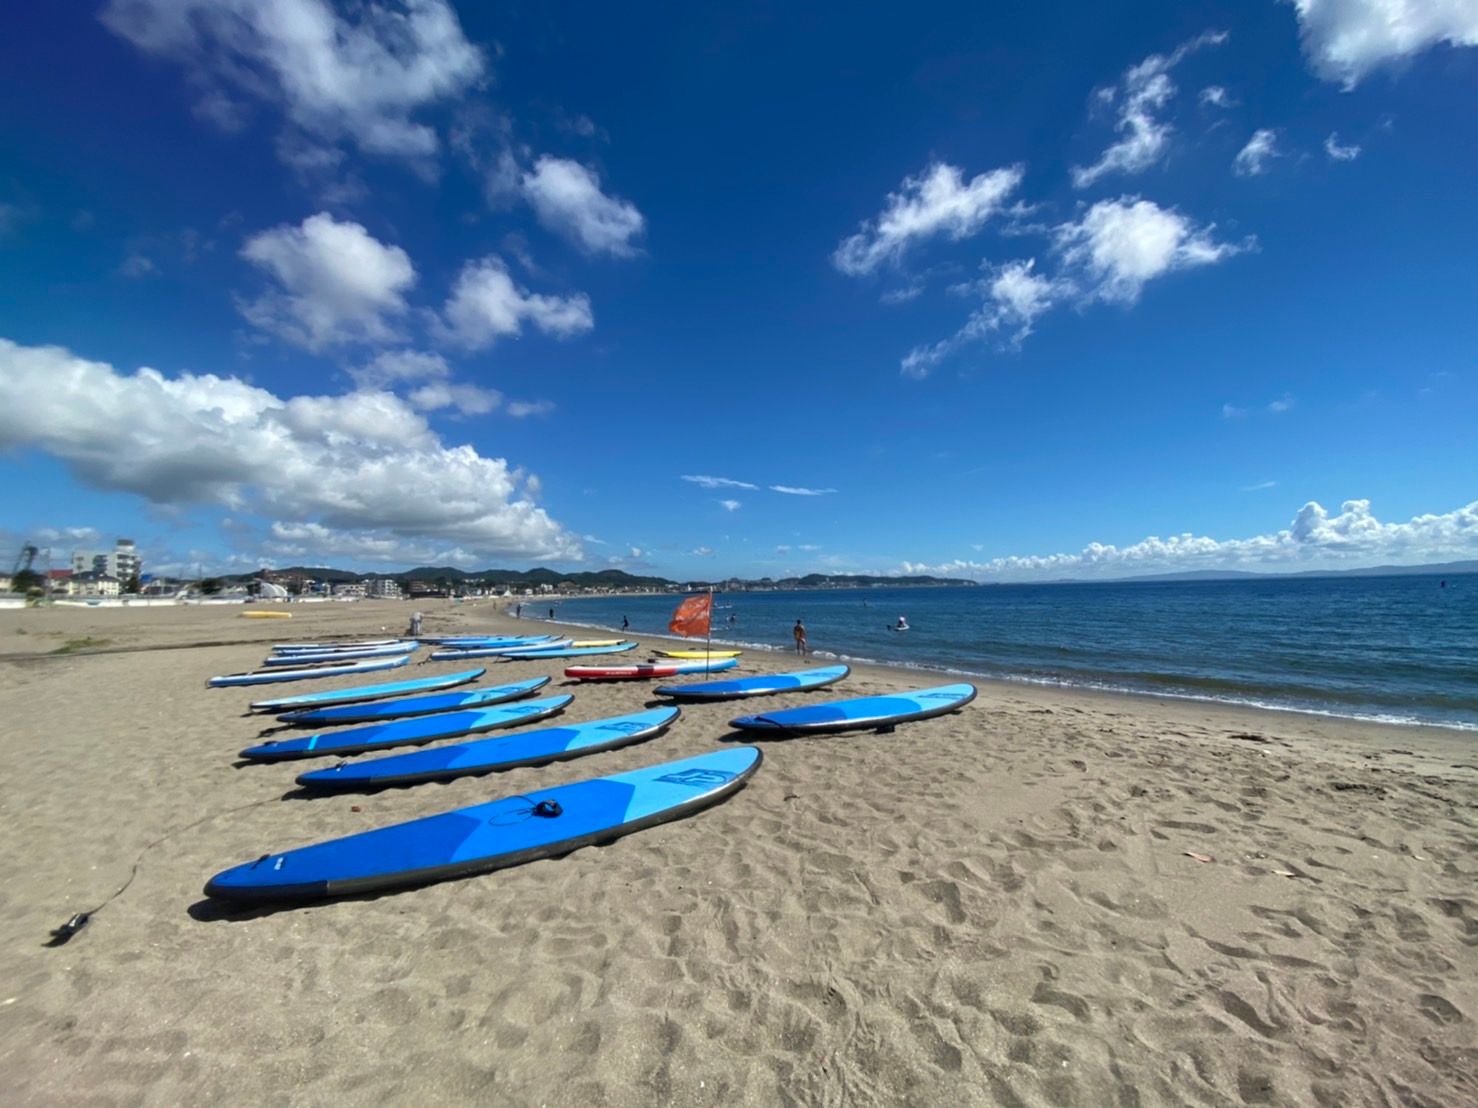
[1324,132,1361,161]
[833,161,1024,276]
[1072,30,1228,188]
[769,485,837,496]
[1240,480,1278,492]
[1233,129,1280,176]
[506,399,555,418]
[682,474,758,491]
[903,197,1249,376]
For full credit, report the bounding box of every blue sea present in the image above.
[550,575,1478,731]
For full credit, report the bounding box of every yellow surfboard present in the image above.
[571,639,623,648]
[240,610,292,619]
[655,649,742,659]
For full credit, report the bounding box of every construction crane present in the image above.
[12,544,37,577]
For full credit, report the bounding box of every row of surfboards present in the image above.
[202,635,976,904]
[207,633,747,686]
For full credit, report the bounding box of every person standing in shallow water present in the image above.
[793,618,807,655]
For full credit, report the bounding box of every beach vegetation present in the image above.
[51,637,111,654]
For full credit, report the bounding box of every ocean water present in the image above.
[550,575,1478,731]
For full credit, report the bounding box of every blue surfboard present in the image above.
[276,677,550,725]
[240,695,574,762]
[656,664,851,701]
[206,747,762,903]
[729,683,977,734]
[249,668,486,713]
[296,707,681,792]
[208,654,410,688]
[506,641,639,659]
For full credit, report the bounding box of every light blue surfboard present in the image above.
[276,677,550,725]
[205,747,762,903]
[729,683,977,734]
[249,668,486,713]
[506,642,639,659]
[419,634,557,647]
[656,664,850,701]
[240,695,574,762]
[429,638,573,660]
[263,642,417,665]
[208,654,410,688]
[274,639,403,652]
[296,707,680,792]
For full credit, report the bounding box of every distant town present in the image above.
[2,540,977,604]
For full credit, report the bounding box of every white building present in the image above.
[71,539,141,586]
[70,571,121,598]
[366,578,402,599]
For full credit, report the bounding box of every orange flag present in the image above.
[668,593,713,638]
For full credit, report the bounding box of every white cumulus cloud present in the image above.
[520,156,645,257]
[0,338,581,562]
[833,162,1025,276]
[719,499,742,512]
[407,381,501,415]
[1234,129,1281,176]
[900,498,1478,581]
[239,213,416,350]
[351,349,451,388]
[437,256,593,350]
[101,0,485,167]
[1073,30,1228,188]
[1057,196,1244,304]
[1289,0,1478,87]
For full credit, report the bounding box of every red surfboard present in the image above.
[565,658,739,680]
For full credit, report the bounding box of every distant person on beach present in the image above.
[407,611,422,637]
[548,608,555,619]
[515,604,522,619]
[622,616,629,631]
[793,619,807,655]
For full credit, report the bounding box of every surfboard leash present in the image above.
[45,792,284,947]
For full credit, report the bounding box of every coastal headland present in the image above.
[0,600,1473,1105]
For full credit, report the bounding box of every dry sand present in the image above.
[0,599,1474,1106]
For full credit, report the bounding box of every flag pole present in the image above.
[704,586,714,681]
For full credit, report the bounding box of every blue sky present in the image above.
[1,1,1475,582]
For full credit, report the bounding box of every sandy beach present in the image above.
[0,599,1473,1106]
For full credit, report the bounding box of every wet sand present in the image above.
[1,600,1474,1105]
